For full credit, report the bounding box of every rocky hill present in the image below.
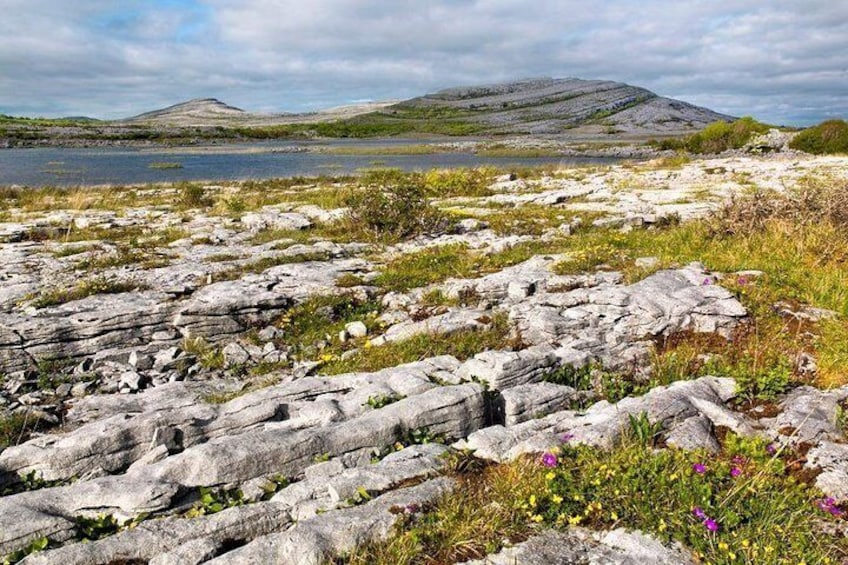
[124,98,252,126]
[379,77,734,135]
[120,78,732,135]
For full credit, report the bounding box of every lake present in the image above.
[0,141,619,187]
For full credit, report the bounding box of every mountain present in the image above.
[125,98,250,125]
[379,77,734,134]
[120,78,733,135]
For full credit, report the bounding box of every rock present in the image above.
[222,342,250,367]
[344,321,368,339]
[207,478,454,564]
[634,256,660,269]
[460,528,695,564]
[498,382,577,426]
[118,371,145,393]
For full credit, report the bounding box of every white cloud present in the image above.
[0,0,845,124]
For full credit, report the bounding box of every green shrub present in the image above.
[345,170,451,241]
[789,119,848,154]
[176,182,212,208]
[684,117,770,154]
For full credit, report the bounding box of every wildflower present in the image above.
[692,463,707,474]
[718,542,729,552]
[567,515,582,526]
[610,511,619,521]
[363,340,372,349]
[704,518,719,532]
[545,472,555,481]
[730,467,742,478]
[658,519,667,532]
[531,514,543,523]
[552,494,563,504]
[702,277,712,286]
[737,276,748,285]
[816,497,845,516]
[541,452,558,468]
[560,432,575,443]
[731,455,747,466]
[692,507,707,520]
[766,443,778,455]
[529,495,537,507]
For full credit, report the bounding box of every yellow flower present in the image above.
[363,340,372,349]
[658,519,667,532]
[610,512,619,521]
[552,495,564,504]
[532,514,543,523]
[741,540,750,548]
[668,473,678,481]
[568,515,583,526]
[546,472,556,481]
[718,542,729,552]
[529,495,537,507]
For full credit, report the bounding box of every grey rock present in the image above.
[344,321,368,339]
[499,382,577,426]
[208,478,454,565]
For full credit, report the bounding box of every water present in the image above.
[0,141,619,187]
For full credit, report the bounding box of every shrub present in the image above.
[345,170,451,241]
[176,182,212,208]
[684,117,770,154]
[789,119,848,155]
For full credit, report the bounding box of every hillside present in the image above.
[373,77,734,135]
[124,98,251,125]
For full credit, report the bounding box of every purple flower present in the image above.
[704,518,719,532]
[541,452,558,468]
[731,455,747,466]
[692,463,707,474]
[560,432,575,443]
[730,467,742,478]
[692,507,707,520]
[816,498,845,517]
[737,276,748,286]
[702,277,713,286]
[766,443,778,455]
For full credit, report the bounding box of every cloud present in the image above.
[0,0,845,124]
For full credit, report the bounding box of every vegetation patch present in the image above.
[321,313,518,375]
[653,117,770,154]
[29,277,146,309]
[342,434,846,564]
[790,119,848,155]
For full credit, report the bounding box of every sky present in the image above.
[1,0,846,125]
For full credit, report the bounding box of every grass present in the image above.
[29,277,146,309]
[0,413,40,450]
[320,312,517,375]
[653,117,771,154]
[148,162,183,169]
[343,434,846,565]
[274,295,383,362]
[790,119,848,155]
[215,251,334,281]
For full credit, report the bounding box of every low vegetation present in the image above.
[790,119,848,155]
[653,117,770,154]
[344,434,847,564]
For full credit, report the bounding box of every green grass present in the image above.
[321,313,516,375]
[29,277,146,309]
[344,434,846,565]
[790,119,848,155]
[653,117,771,154]
[274,295,383,363]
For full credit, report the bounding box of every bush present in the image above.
[708,176,848,236]
[789,119,848,154]
[345,170,450,241]
[684,117,770,154]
